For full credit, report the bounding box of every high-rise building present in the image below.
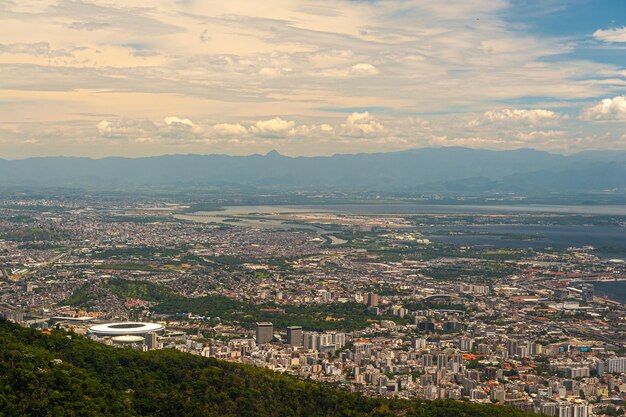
[516,345,529,358]
[443,321,464,332]
[566,367,590,379]
[366,292,379,308]
[353,342,372,356]
[391,305,407,317]
[303,332,320,351]
[437,354,448,370]
[485,366,498,380]
[459,338,473,352]
[332,332,346,349]
[319,333,333,348]
[607,357,626,373]
[286,326,302,347]
[418,322,435,332]
[319,344,336,355]
[491,389,506,403]
[507,339,518,357]
[256,322,273,345]
[547,402,588,417]
[412,338,427,350]
[421,354,433,367]
[554,289,568,301]
[0,310,24,323]
[145,332,158,350]
[581,284,594,305]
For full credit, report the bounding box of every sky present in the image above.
[0,0,625,158]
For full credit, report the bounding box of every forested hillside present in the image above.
[0,319,540,417]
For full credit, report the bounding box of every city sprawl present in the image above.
[1,196,626,417]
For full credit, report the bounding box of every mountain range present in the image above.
[1,147,626,194]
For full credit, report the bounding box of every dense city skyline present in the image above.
[1,0,625,158]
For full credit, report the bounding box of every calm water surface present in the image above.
[175,204,626,257]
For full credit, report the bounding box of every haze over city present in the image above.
[0,0,625,158]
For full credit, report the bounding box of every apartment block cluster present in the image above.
[170,301,625,417]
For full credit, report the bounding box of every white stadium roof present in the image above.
[111,335,145,343]
[88,322,164,336]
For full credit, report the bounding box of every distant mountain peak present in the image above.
[265,150,282,157]
[1,147,625,192]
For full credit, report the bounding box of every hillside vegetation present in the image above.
[0,319,540,417]
[64,279,407,331]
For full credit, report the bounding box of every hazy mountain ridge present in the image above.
[1,147,625,193]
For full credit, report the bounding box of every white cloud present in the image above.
[581,96,626,121]
[259,67,293,77]
[470,109,561,126]
[287,124,336,137]
[212,122,248,136]
[67,21,110,31]
[164,116,195,128]
[514,130,567,141]
[309,50,354,67]
[350,63,379,76]
[593,27,626,43]
[162,116,204,136]
[97,120,112,136]
[319,63,379,78]
[1,1,625,156]
[250,117,295,137]
[347,112,370,125]
[0,42,51,56]
[343,112,384,135]
[132,137,157,144]
[428,136,507,149]
[95,119,160,139]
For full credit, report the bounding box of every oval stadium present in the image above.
[111,335,145,344]
[88,322,164,337]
